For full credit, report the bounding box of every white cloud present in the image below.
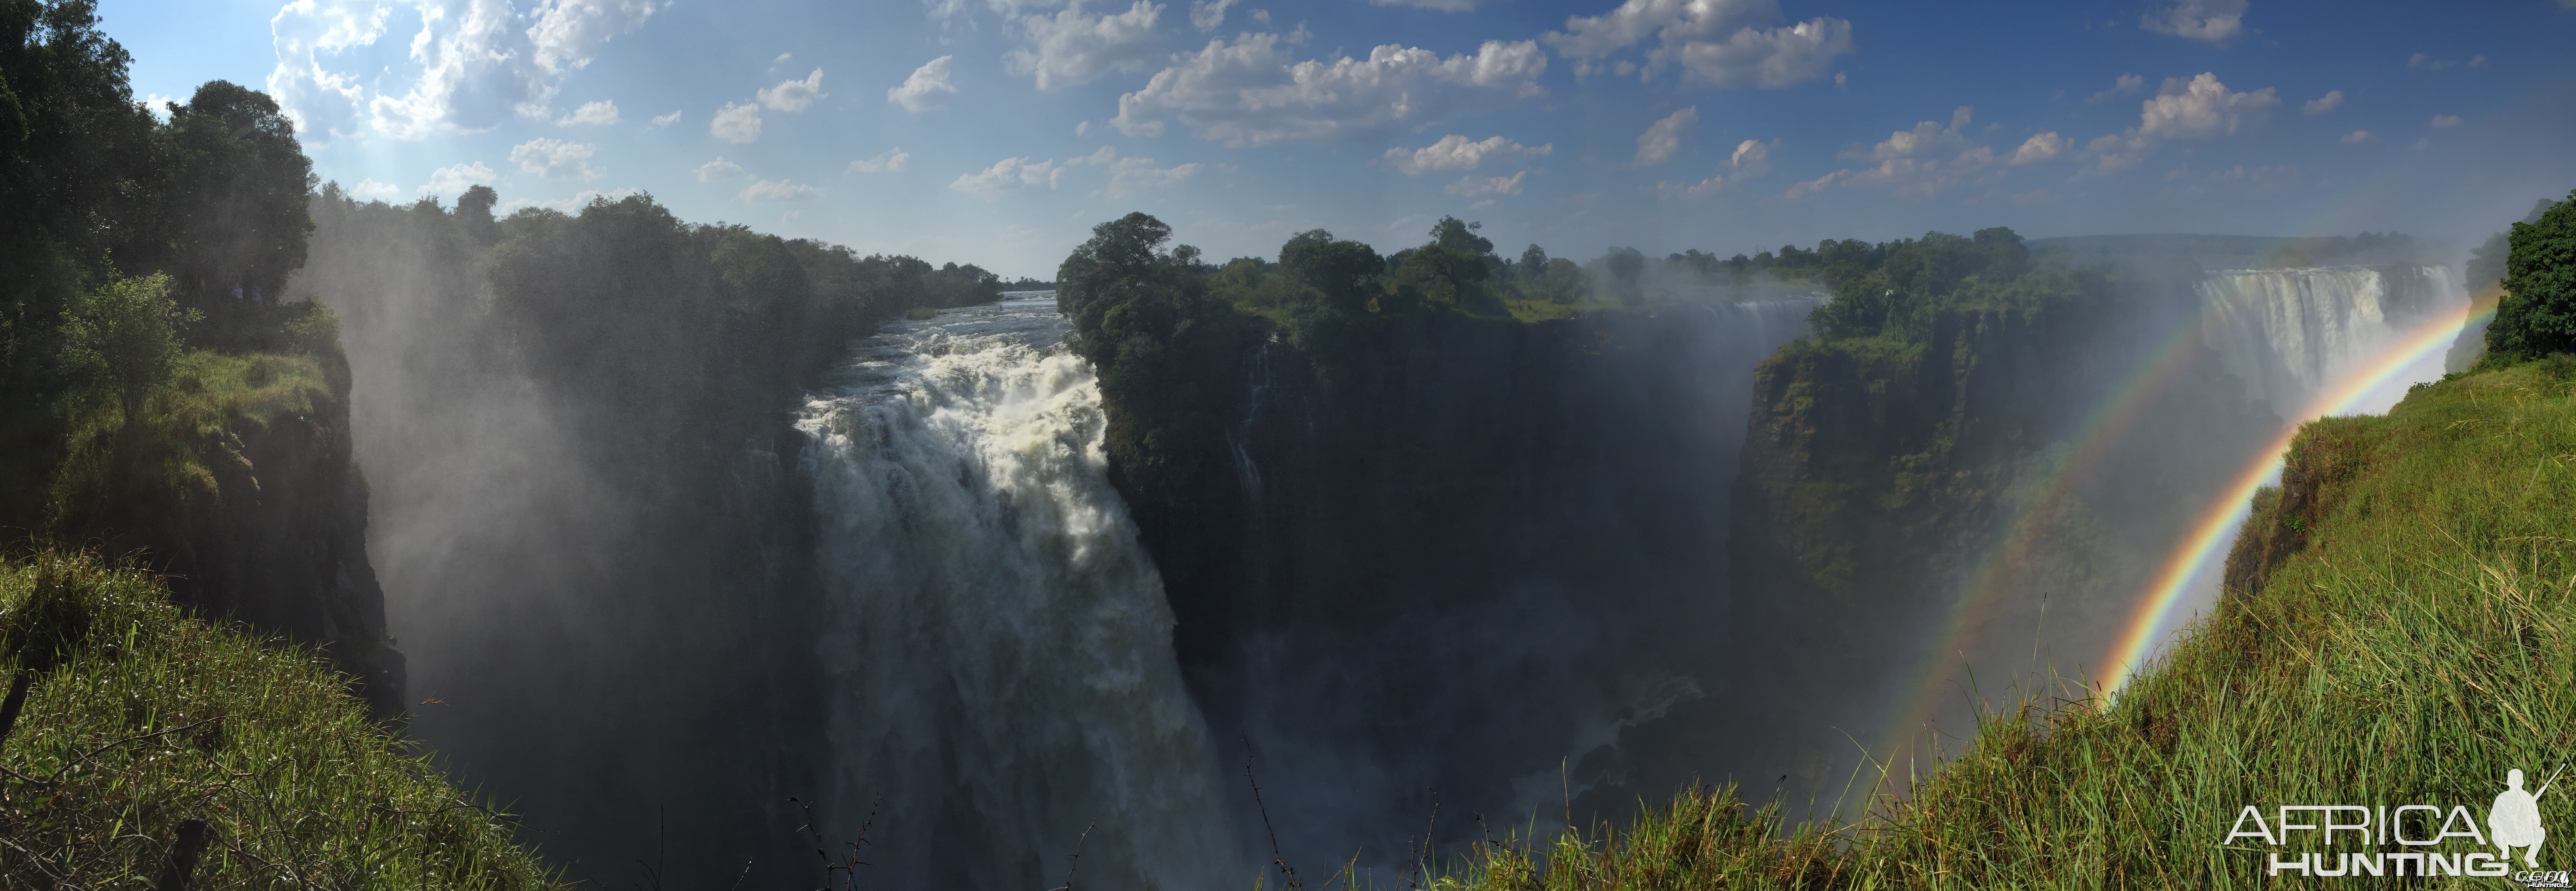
[1006,1,1163,90]
[417,161,497,199]
[2408,52,2486,71]
[1445,170,1528,197]
[2430,114,2463,127]
[2140,0,2246,45]
[951,156,1068,200]
[711,101,762,144]
[2010,131,2069,165]
[1381,135,1552,174]
[1188,0,1234,30]
[651,109,681,127]
[1372,0,1493,10]
[265,0,389,139]
[2086,73,2145,103]
[2301,90,2343,115]
[740,178,822,202]
[1070,145,1119,165]
[349,178,403,201]
[1634,106,1697,166]
[1787,108,1999,199]
[2339,130,2376,144]
[270,0,653,141]
[759,68,826,111]
[889,56,959,112]
[1542,0,1853,88]
[694,157,747,182]
[555,99,619,126]
[510,137,600,180]
[1656,138,1771,198]
[849,148,912,173]
[1113,32,1547,146]
[527,0,656,73]
[2081,73,2276,175]
[1097,156,1204,198]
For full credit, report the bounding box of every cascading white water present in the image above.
[797,294,1240,890]
[2197,265,2459,415]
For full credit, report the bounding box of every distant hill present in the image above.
[2031,232,2446,270]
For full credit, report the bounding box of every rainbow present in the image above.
[1864,292,2228,762]
[2095,294,2498,696]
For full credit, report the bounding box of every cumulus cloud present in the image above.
[510,137,599,180]
[1188,0,1234,30]
[555,99,618,126]
[951,156,1067,200]
[2301,90,2342,115]
[2010,131,2069,165]
[1113,32,1547,145]
[2140,0,2247,45]
[282,0,658,140]
[1542,0,1853,88]
[740,178,822,202]
[650,109,681,127]
[848,148,912,173]
[1785,107,2003,199]
[2430,114,2463,127]
[1445,170,1528,197]
[1656,138,1771,199]
[265,0,389,139]
[1006,1,1163,90]
[694,157,747,182]
[2086,73,2145,103]
[2339,130,2376,144]
[349,178,403,201]
[711,101,762,144]
[1634,106,1697,166]
[1097,156,1204,198]
[417,160,498,199]
[1382,135,1552,174]
[888,56,959,111]
[759,68,826,111]
[2080,73,2276,175]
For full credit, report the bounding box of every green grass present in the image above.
[0,548,557,886]
[1402,357,2576,889]
[43,348,331,532]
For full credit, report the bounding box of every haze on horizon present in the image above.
[98,0,2576,279]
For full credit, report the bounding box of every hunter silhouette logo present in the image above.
[2492,765,2559,869]
[2225,765,2571,880]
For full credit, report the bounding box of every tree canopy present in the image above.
[2487,191,2576,365]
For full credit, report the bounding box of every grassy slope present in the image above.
[1421,358,2576,889]
[0,549,553,887]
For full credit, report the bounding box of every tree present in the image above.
[154,80,313,306]
[59,272,191,432]
[2487,191,2576,365]
[457,184,498,244]
[1279,229,1383,314]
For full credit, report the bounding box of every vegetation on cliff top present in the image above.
[0,549,555,886]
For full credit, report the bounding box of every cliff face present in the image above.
[1725,279,2279,781]
[1084,297,1815,855]
[155,340,405,718]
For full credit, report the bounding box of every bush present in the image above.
[2486,190,2576,365]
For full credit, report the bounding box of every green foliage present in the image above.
[0,548,557,887]
[2487,190,2576,366]
[150,80,313,305]
[57,272,193,431]
[1801,227,2056,343]
[1436,360,2576,888]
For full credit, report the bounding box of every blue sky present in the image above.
[103,0,2576,278]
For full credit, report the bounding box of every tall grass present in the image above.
[0,548,556,887]
[1420,358,2576,888]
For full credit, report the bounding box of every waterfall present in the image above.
[797,295,1241,890]
[2197,265,2459,415]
